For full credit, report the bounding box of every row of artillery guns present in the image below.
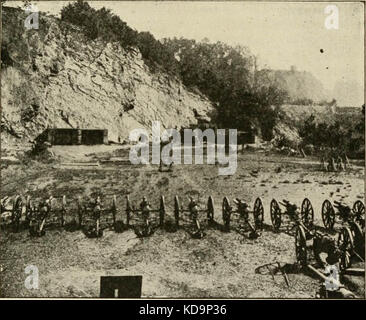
[0,194,265,239]
[2,193,363,248]
[1,194,364,298]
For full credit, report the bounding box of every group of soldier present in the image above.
[320,153,350,172]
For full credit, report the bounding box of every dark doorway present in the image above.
[100,276,142,298]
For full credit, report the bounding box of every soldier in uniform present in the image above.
[343,152,350,170]
[320,155,327,171]
[336,156,344,171]
[327,157,336,172]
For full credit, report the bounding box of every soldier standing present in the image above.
[343,152,350,170]
[337,156,344,171]
[320,155,327,171]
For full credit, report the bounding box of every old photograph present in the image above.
[0,1,364,299]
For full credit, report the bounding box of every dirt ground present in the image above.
[0,146,364,298]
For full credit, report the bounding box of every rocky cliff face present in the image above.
[1,7,214,146]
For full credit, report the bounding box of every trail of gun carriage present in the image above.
[0,2,364,298]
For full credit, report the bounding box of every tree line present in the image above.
[299,105,365,158]
[60,1,287,140]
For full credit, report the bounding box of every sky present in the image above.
[6,1,365,99]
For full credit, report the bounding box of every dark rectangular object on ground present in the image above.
[36,128,108,145]
[100,276,142,298]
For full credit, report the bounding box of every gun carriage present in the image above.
[221,197,264,238]
[321,200,364,260]
[173,196,215,237]
[270,198,314,231]
[77,195,122,237]
[126,196,166,237]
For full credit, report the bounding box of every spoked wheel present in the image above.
[353,200,365,230]
[61,195,67,227]
[222,197,231,231]
[322,200,335,230]
[337,227,354,271]
[207,196,214,222]
[301,198,314,229]
[25,196,33,226]
[174,196,180,227]
[270,199,281,230]
[12,195,23,232]
[77,197,83,229]
[295,225,308,267]
[126,196,132,226]
[253,197,264,231]
[159,196,166,226]
[353,200,364,216]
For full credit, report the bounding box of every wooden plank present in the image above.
[344,268,364,276]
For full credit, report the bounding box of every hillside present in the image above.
[1,7,214,146]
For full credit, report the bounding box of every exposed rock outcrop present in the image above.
[1,7,214,146]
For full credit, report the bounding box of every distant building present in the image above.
[237,130,257,145]
[35,128,108,145]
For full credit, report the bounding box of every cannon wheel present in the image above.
[77,197,83,228]
[353,200,365,224]
[295,225,308,266]
[12,195,23,232]
[207,196,214,221]
[222,197,231,230]
[353,200,365,215]
[174,196,180,227]
[25,195,32,225]
[322,200,335,230]
[61,195,66,227]
[159,196,166,226]
[112,195,117,225]
[270,199,281,230]
[301,198,314,228]
[253,197,264,230]
[337,227,354,271]
[126,196,132,226]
